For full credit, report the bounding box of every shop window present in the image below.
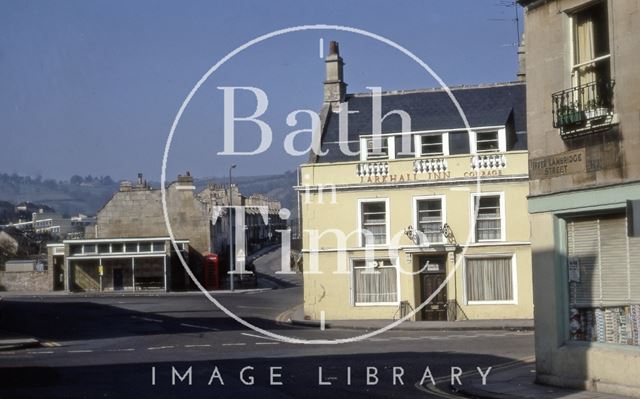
[465,256,514,303]
[83,244,97,254]
[125,243,138,253]
[111,243,124,253]
[153,242,165,252]
[360,200,388,246]
[567,214,640,346]
[352,259,398,305]
[415,198,444,244]
[98,244,110,254]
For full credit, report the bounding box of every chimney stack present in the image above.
[324,41,347,107]
[175,171,195,191]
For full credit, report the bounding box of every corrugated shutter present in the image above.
[599,216,629,304]
[629,226,640,302]
[568,214,639,307]
[568,219,601,306]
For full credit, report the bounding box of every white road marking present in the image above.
[241,332,281,342]
[255,342,279,345]
[68,350,92,353]
[367,338,389,342]
[28,351,53,354]
[148,346,174,350]
[320,311,325,331]
[184,344,211,348]
[0,352,16,355]
[107,348,135,352]
[319,38,324,58]
[222,343,246,346]
[179,323,219,331]
[131,316,163,323]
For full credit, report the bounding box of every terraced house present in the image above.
[519,0,640,396]
[297,42,533,322]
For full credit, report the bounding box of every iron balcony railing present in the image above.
[552,80,615,129]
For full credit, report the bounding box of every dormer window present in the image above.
[472,129,506,153]
[361,137,392,161]
[476,131,499,152]
[421,135,443,156]
[416,133,449,157]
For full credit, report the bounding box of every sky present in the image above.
[0,0,523,182]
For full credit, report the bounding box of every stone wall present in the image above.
[90,181,211,254]
[0,271,52,291]
[524,0,640,197]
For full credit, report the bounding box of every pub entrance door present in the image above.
[419,256,448,321]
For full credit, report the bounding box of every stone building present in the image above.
[518,0,640,396]
[197,184,285,256]
[48,172,211,292]
[297,41,533,322]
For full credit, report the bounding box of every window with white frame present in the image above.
[415,198,444,244]
[473,194,503,241]
[352,258,398,304]
[153,242,166,252]
[364,137,389,160]
[475,131,500,153]
[465,256,514,303]
[360,200,387,246]
[420,134,444,156]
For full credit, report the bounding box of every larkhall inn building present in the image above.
[297,42,533,322]
[519,0,640,396]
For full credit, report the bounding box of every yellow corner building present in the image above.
[296,41,533,322]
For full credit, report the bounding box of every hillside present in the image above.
[0,171,298,218]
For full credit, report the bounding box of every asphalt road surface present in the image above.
[0,248,534,399]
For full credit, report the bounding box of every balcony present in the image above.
[356,161,389,177]
[413,158,448,174]
[471,154,507,171]
[552,80,615,136]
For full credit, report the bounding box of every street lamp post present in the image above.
[229,164,237,291]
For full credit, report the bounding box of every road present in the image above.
[0,248,534,398]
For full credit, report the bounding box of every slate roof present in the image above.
[316,81,526,163]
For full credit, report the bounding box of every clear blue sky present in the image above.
[0,0,523,181]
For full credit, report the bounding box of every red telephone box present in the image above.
[203,253,220,290]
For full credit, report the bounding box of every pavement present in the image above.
[445,361,633,399]
[287,305,534,332]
